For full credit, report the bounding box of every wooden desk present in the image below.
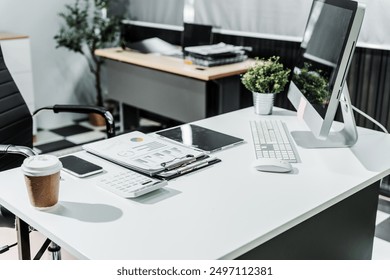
[0,107,387,259]
[0,32,28,41]
[96,48,253,81]
[96,48,254,129]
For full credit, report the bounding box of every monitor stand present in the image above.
[291,86,358,148]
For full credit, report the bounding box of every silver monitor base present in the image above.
[291,86,358,149]
[291,129,357,148]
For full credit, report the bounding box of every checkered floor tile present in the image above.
[33,118,163,156]
[34,121,107,155]
[375,197,390,243]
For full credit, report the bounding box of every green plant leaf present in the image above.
[241,56,290,94]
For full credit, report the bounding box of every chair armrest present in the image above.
[33,105,115,138]
[0,144,37,158]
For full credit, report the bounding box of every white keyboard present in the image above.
[250,119,300,163]
[96,169,167,198]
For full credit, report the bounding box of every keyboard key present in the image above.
[96,169,167,198]
[250,120,299,163]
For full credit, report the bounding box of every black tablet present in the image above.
[156,124,244,153]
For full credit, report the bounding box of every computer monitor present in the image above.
[182,23,213,55]
[287,0,365,148]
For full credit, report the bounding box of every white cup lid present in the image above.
[21,155,62,177]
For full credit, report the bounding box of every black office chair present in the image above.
[0,44,115,259]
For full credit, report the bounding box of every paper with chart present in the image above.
[82,131,205,176]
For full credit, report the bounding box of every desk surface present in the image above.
[95,47,254,81]
[1,107,390,260]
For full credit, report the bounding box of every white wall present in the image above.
[0,0,96,129]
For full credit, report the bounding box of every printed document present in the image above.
[82,131,205,176]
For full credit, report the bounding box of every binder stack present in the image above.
[184,42,251,67]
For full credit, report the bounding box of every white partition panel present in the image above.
[193,0,390,50]
[194,0,312,41]
[128,0,184,25]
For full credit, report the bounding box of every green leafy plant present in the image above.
[241,56,290,94]
[54,0,122,107]
[292,63,330,106]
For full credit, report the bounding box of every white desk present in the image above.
[1,107,389,259]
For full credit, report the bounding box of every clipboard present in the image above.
[82,131,221,179]
[155,155,221,180]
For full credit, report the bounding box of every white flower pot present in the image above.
[252,92,275,115]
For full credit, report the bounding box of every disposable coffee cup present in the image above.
[21,155,62,210]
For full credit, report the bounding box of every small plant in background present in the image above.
[54,0,122,107]
[292,62,330,106]
[241,56,290,94]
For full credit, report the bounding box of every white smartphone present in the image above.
[59,155,103,178]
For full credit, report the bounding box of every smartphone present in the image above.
[59,155,103,178]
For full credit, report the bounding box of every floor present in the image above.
[1,118,390,260]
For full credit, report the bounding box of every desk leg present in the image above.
[15,217,31,260]
[214,76,241,114]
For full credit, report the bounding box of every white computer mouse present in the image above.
[251,158,292,173]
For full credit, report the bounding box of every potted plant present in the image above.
[54,0,122,125]
[241,56,290,115]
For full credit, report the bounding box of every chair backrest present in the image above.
[0,45,33,171]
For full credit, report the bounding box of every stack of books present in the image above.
[184,42,251,67]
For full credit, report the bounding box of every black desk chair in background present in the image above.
[0,45,115,259]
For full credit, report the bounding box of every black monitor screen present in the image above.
[292,1,354,117]
[182,23,213,49]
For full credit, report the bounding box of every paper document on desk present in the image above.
[82,131,205,176]
[126,37,181,56]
